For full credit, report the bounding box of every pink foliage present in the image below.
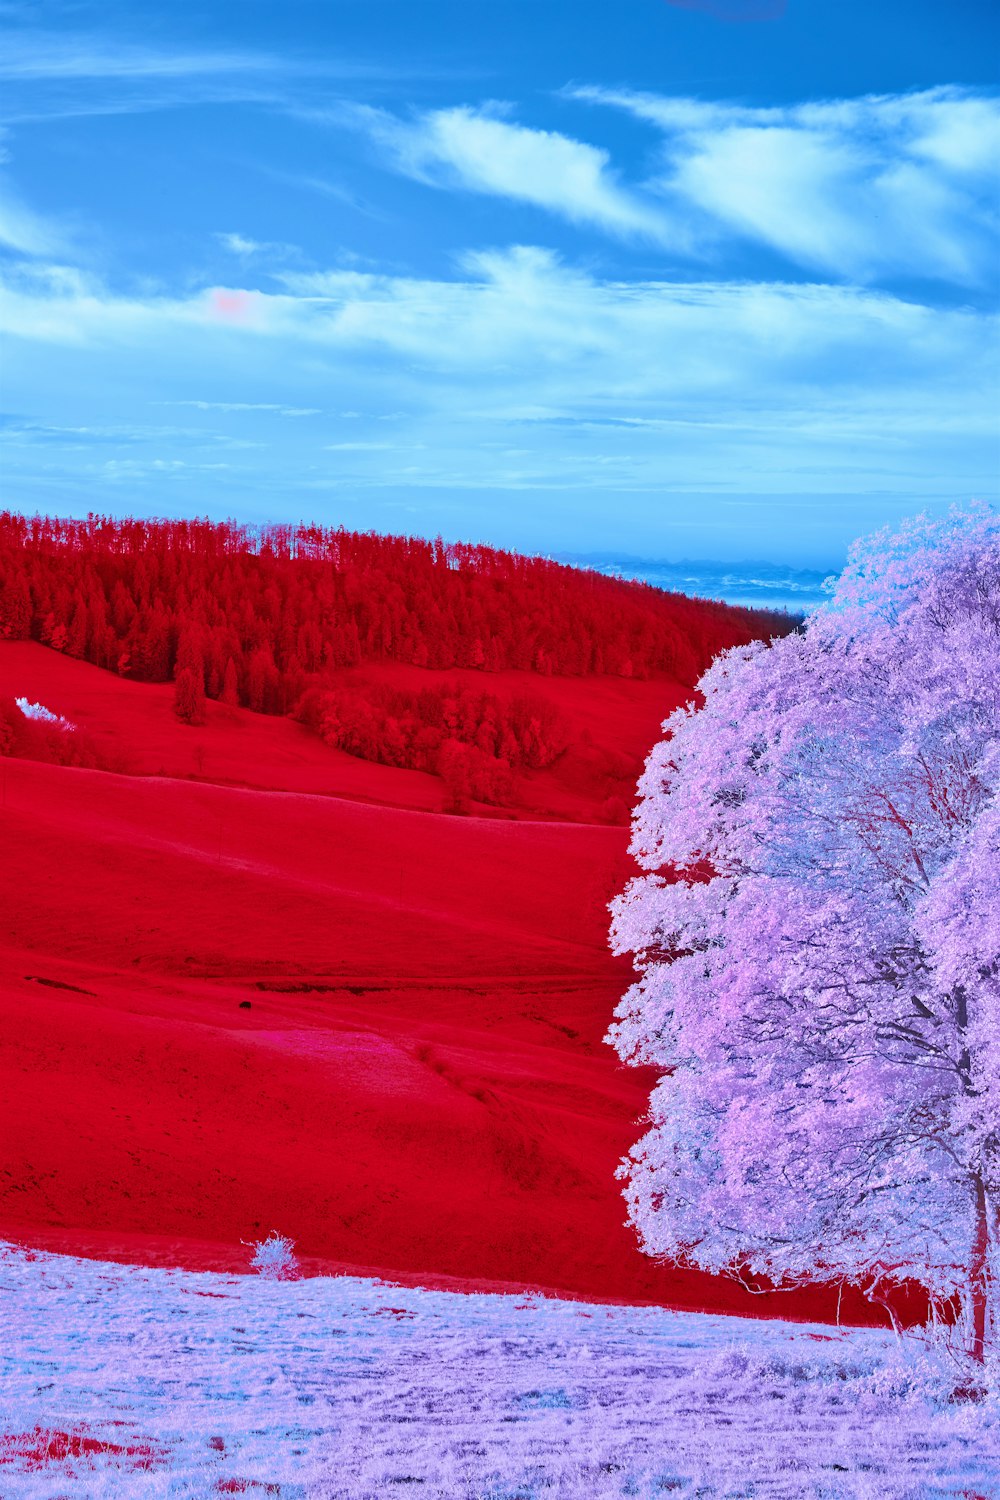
[608,507,999,1361]
[208,289,257,325]
[666,0,786,19]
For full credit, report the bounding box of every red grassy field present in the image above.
[0,642,915,1325]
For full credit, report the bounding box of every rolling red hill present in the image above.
[0,646,922,1328]
[0,519,912,1326]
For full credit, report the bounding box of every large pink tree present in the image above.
[609,509,999,1361]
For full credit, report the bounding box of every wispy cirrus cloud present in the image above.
[0,32,276,82]
[343,87,998,287]
[163,400,321,416]
[0,28,427,124]
[0,30,286,126]
[0,27,412,84]
[344,103,687,248]
[571,85,1000,284]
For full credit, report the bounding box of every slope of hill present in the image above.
[0,749,690,1306]
[0,641,685,822]
[0,741,922,1326]
[0,518,908,1328]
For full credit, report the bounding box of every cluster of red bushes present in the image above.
[297,681,572,811]
[0,513,793,696]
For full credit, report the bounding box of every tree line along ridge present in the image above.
[0,512,796,814]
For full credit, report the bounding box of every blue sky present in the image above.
[0,0,997,569]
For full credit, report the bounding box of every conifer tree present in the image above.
[173,667,206,726]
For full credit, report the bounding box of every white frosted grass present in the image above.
[14,697,75,730]
[1,1242,996,1499]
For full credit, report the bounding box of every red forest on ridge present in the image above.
[0,511,914,1330]
[0,512,794,819]
[0,511,793,686]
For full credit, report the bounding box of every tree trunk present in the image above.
[969,1172,990,1365]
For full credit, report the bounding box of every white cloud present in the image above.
[336,86,999,283]
[0,177,65,255]
[0,33,278,84]
[571,85,1000,284]
[162,400,321,416]
[0,31,415,124]
[217,232,263,256]
[351,104,685,247]
[2,247,994,452]
[0,130,994,559]
[215,231,302,262]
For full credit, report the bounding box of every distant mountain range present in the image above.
[555,553,835,614]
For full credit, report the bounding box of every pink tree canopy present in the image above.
[609,508,999,1360]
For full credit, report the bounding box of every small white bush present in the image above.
[249,1231,300,1281]
[15,697,75,730]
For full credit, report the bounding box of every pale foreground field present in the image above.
[1,1243,996,1500]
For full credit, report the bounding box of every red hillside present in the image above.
[0,514,915,1327]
